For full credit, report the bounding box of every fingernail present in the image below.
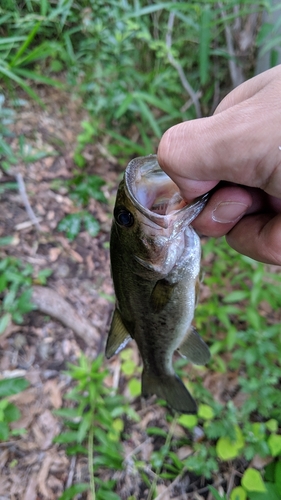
[212,202,248,223]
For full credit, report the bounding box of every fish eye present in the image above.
[114,207,134,227]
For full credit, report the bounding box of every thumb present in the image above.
[157,67,281,201]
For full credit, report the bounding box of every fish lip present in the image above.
[125,155,209,229]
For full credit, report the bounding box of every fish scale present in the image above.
[106,155,210,414]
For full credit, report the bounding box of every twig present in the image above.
[218,3,245,87]
[15,218,43,231]
[15,173,41,231]
[112,360,121,391]
[226,468,238,497]
[123,438,152,465]
[65,455,77,489]
[154,466,188,500]
[31,286,100,346]
[166,10,202,118]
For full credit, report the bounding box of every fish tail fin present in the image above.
[141,370,197,414]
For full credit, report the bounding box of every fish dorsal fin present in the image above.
[105,309,131,359]
[178,326,210,365]
[150,279,175,313]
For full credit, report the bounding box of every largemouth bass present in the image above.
[106,155,210,413]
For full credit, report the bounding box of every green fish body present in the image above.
[106,155,210,413]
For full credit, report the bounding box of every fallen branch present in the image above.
[31,286,100,346]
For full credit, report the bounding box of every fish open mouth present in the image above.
[127,155,186,215]
[125,155,207,229]
[150,192,187,215]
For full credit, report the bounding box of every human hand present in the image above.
[157,65,281,265]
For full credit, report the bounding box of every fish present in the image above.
[105,154,210,414]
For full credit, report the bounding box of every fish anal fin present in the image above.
[150,279,175,313]
[178,326,210,365]
[142,370,197,414]
[105,309,131,359]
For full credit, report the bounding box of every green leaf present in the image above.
[216,426,244,461]
[223,291,248,303]
[134,96,161,137]
[83,213,100,238]
[242,468,266,493]
[9,22,42,66]
[268,434,281,457]
[77,412,92,444]
[198,404,214,420]
[17,289,34,314]
[0,378,29,398]
[54,408,80,419]
[178,414,198,429]
[0,236,13,246]
[230,486,247,500]
[0,64,44,105]
[54,431,79,444]
[146,427,168,437]
[114,93,133,119]
[97,491,121,500]
[107,131,146,156]
[265,419,278,433]
[0,421,9,441]
[57,213,82,240]
[121,359,136,376]
[14,68,64,88]
[128,379,141,397]
[4,403,20,423]
[275,461,281,495]
[247,483,280,500]
[208,486,227,499]
[58,483,88,500]
[0,313,11,334]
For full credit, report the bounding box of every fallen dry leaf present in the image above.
[33,410,60,450]
[23,473,38,500]
[44,379,62,409]
[37,452,55,499]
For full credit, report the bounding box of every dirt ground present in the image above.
[0,87,279,500]
[0,88,122,499]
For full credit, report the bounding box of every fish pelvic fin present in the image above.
[178,326,210,365]
[105,309,131,359]
[141,370,197,414]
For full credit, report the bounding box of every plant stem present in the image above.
[88,423,96,500]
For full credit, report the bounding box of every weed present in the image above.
[57,174,106,240]
[0,255,53,333]
[54,354,139,500]
[0,256,35,333]
[0,377,29,440]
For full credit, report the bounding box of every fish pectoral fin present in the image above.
[142,371,197,414]
[105,309,131,359]
[150,279,175,313]
[178,326,210,365]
